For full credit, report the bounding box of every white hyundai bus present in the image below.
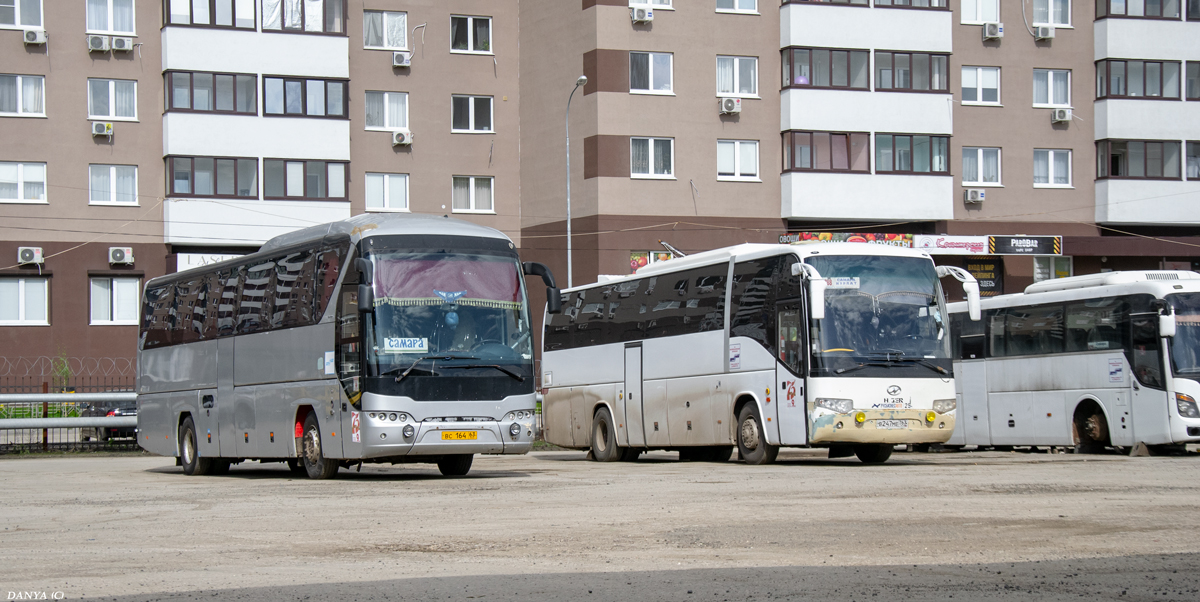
[541,242,980,464]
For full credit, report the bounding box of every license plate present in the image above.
[876,420,908,430]
[441,431,478,440]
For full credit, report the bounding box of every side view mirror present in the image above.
[522,261,558,288]
[354,257,373,284]
[1160,309,1177,338]
[793,262,826,320]
[357,283,375,313]
[936,265,982,321]
[546,288,563,315]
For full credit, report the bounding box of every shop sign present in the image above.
[779,232,913,247]
[965,256,1004,297]
[178,253,244,271]
[913,235,989,255]
[988,236,1061,255]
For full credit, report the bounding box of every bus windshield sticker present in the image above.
[435,290,466,303]
[729,343,741,370]
[1109,358,1124,383]
[824,277,860,289]
[383,338,429,353]
[324,351,336,375]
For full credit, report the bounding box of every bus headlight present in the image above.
[509,423,522,437]
[933,399,957,414]
[402,425,415,438]
[1177,394,1200,418]
[816,398,854,413]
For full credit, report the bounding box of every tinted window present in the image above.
[273,250,315,329]
[141,285,174,349]
[174,275,207,344]
[1004,304,1064,356]
[239,258,275,334]
[1065,297,1128,353]
[1131,314,1164,389]
[730,257,783,356]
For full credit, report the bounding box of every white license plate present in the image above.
[876,420,908,429]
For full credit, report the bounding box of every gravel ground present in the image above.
[1,449,1198,601]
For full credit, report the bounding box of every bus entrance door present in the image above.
[776,302,807,445]
[624,343,646,447]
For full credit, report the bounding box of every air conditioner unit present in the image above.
[18,247,44,265]
[23,29,46,45]
[1051,108,1072,123]
[92,122,113,136]
[982,22,1003,40]
[392,51,412,67]
[111,36,134,51]
[964,189,986,204]
[108,246,135,265]
[719,97,741,114]
[392,129,414,146]
[1035,26,1055,40]
[87,34,110,52]
[631,7,653,23]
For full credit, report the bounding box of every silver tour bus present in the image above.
[137,214,561,478]
[541,242,981,465]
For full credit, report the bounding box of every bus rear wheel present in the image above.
[590,407,622,462]
[437,454,473,476]
[854,443,893,464]
[737,404,778,465]
[179,417,213,476]
[301,414,339,479]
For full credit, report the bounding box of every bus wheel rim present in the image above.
[741,418,759,451]
[306,427,321,462]
[183,434,194,464]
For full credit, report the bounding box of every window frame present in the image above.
[783,130,873,174]
[0,277,49,326]
[363,9,407,50]
[873,0,950,11]
[874,133,951,175]
[450,94,494,133]
[875,50,951,93]
[0,74,45,117]
[0,0,43,29]
[1032,68,1071,107]
[89,276,141,326]
[629,51,674,95]
[961,65,1001,105]
[717,139,760,181]
[364,90,408,131]
[450,175,495,213]
[364,172,410,212]
[165,70,258,115]
[167,155,261,199]
[450,14,492,54]
[1096,0,1183,19]
[87,78,138,121]
[960,0,1001,23]
[716,55,759,98]
[262,158,349,200]
[262,75,349,119]
[0,161,47,203]
[1096,59,1183,100]
[715,0,759,14]
[164,0,258,30]
[781,0,868,5]
[87,0,136,35]
[1187,141,1200,180]
[260,0,347,36]
[1033,257,1073,283]
[1096,139,1184,180]
[630,0,673,8]
[782,46,871,91]
[88,164,139,205]
[630,137,676,179]
[1183,61,1199,100]
[1031,0,1071,26]
[1033,149,1073,188]
[961,146,1003,186]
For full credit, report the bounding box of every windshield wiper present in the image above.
[442,364,526,382]
[381,354,480,382]
[835,362,891,375]
[861,350,950,375]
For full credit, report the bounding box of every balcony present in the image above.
[782,172,953,221]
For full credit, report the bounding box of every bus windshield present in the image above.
[805,255,950,377]
[1168,292,1200,376]
[364,250,533,378]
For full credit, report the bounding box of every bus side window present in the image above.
[986,309,1006,357]
[174,276,205,344]
[730,257,781,357]
[1065,298,1126,353]
[239,259,277,335]
[274,250,314,330]
[1005,304,1063,356]
[201,272,223,340]
[314,243,347,322]
[691,266,727,333]
[953,312,986,360]
[1130,314,1165,389]
[612,279,645,343]
[141,284,174,349]
[216,266,243,337]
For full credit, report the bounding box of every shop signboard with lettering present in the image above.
[913,235,989,255]
[965,256,1004,297]
[988,236,1062,255]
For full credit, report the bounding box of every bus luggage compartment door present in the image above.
[624,344,646,447]
[195,389,221,457]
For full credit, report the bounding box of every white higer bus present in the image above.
[541,243,981,464]
[947,270,1200,453]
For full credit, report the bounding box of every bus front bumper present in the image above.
[810,409,955,445]
[361,418,538,459]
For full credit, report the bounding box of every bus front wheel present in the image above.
[301,414,340,479]
[437,454,473,476]
[737,404,778,465]
[854,443,893,464]
[590,407,622,462]
[179,417,213,476]
[1073,404,1110,453]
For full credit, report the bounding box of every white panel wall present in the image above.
[164,113,351,160]
[1096,180,1200,224]
[782,89,953,134]
[782,5,952,52]
[1095,19,1200,62]
[782,172,954,220]
[161,28,350,77]
[1094,100,1200,141]
[164,199,351,245]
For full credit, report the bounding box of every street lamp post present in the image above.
[565,75,587,289]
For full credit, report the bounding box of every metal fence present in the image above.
[0,426,140,453]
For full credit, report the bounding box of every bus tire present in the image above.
[1073,403,1110,454]
[854,443,893,464]
[737,404,778,465]
[301,414,339,479]
[179,417,212,476]
[708,446,734,462]
[590,406,622,462]
[437,454,473,476]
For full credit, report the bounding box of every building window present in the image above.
[0,0,42,27]
[631,0,672,6]
[1033,69,1070,107]
[365,173,408,211]
[1187,141,1200,179]
[88,79,137,120]
[961,66,1000,104]
[169,156,259,198]
[962,147,1001,185]
[87,0,134,34]
[717,140,758,180]
[0,278,48,325]
[1097,0,1181,17]
[630,52,673,94]
[264,77,347,118]
[1034,257,1072,282]
[783,0,867,4]
[1096,140,1182,179]
[167,71,256,114]
[363,10,405,49]
[263,159,347,199]
[0,74,44,116]
[1096,60,1182,99]
[451,176,493,212]
[783,47,869,90]
[876,134,949,174]
[451,15,490,53]
[0,162,46,202]
[1190,0,1200,19]
[961,0,999,22]
[785,131,870,173]
[451,95,493,132]
[716,0,757,13]
[1033,149,1071,187]
[364,91,407,130]
[90,277,139,325]
[631,137,674,178]
[876,52,949,92]
[1185,62,1199,100]
[262,0,345,34]
[1032,0,1069,25]
[717,56,757,97]
[167,0,256,29]
[876,0,948,8]
[89,165,138,204]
